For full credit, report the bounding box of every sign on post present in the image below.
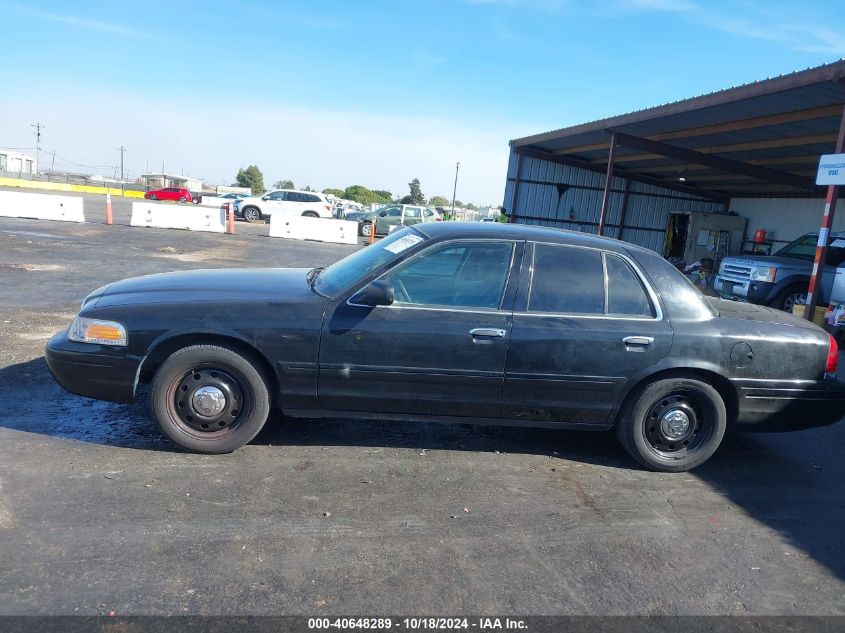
[817,153,845,185]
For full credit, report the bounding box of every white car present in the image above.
[234,189,334,222]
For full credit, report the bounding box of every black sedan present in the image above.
[45,223,845,471]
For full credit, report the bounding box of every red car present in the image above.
[144,187,193,203]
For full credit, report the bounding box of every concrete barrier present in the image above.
[269,213,358,245]
[197,197,229,207]
[130,202,226,233]
[0,190,86,222]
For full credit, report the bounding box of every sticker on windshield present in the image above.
[384,234,423,254]
[831,239,845,248]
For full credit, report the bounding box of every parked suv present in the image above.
[144,187,193,203]
[346,204,441,237]
[715,232,845,311]
[234,189,333,222]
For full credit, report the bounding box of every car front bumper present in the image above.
[714,275,775,304]
[45,330,143,404]
[734,376,845,431]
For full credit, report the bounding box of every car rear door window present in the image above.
[306,194,321,203]
[385,242,514,310]
[606,254,655,317]
[529,244,604,314]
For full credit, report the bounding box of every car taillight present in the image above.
[826,334,838,374]
[435,217,442,221]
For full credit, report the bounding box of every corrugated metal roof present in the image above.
[510,60,845,197]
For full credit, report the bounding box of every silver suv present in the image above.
[714,232,845,311]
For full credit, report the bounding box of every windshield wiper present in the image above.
[306,266,325,287]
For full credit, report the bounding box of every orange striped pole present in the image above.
[105,192,113,225]
[804,105,845,321]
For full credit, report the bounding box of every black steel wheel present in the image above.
[150,344,271,453]
[242,207,261,222]
[616,374,726,472]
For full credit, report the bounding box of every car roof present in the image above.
[413,221,654,255]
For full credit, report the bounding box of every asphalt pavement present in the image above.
[0,213,843,616]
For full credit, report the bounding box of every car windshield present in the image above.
[775,233,845,265]
[313,228,427,296]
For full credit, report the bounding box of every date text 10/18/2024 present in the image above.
[307,617,528,630]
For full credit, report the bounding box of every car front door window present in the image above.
[385,241,514,310]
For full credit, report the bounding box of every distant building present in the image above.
[140,173,204,192]
[0,149,37,174]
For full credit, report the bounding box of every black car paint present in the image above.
[46,223,845,432]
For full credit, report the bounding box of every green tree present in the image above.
[453,200,464,208]
[401,178,425,205]
[322,188,344,198]
[302,185,314,192]
[465,202,477,210]
[372,190,393,204]
[273,179,295,189]
[429,195,450,207]
[236,165,265,195]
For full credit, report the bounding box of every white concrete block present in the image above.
[0,191,85,223]
[269,213,358,245]
[130,202,225,233]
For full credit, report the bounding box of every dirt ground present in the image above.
[0,213,844,616]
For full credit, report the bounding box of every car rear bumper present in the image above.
[45,330,143,404]
[733,376,845,431]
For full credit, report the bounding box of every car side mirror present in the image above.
[350,279,395,307]
[378,210,387,217]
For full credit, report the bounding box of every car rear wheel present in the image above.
[360,222,373,237]
[302,211,319,218]
[150,194,158,200]
[242,207,261,223]
[616,374,726,472]
[150,344,271,454]
[772,283,807,312]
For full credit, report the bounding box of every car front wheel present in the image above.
[150,344,271,454]
[242,207,261,222]
[179,196,186,202]
[772,283,807,312]
[616,374,726,472]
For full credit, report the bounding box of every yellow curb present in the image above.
[0,177,146,198]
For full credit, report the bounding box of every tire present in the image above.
[150,194,158,200]
[771,283,807,312]
[150,344,271,454]
[242,206,261,223]
[360,222,373,237]
[616,373,726,472]
[302,211,319,218]
[179,196,186,203]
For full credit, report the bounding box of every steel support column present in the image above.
[804,104,845,321]
[509,152,522,223]
[616,178,632,241]
[598,133,617,236]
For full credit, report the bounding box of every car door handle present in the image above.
[622,336,654,348]
[469,328,507,338]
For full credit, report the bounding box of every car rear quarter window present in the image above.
[529,244,604,314]
[606,254,655,317]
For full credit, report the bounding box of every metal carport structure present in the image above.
[504,59,845,319]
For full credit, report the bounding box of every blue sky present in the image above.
[1,0,844,203]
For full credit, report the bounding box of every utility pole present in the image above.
[451,161,460,221]
[31,122,44,173]
[117,146,126,181]
[50,150,56,174]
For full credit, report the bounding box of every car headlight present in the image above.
[750,266,777,283]
[68,317,127,346]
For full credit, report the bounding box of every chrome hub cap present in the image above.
[192,386,226,418]
[660,409,690,439]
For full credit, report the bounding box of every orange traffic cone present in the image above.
[105,193,113,225]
